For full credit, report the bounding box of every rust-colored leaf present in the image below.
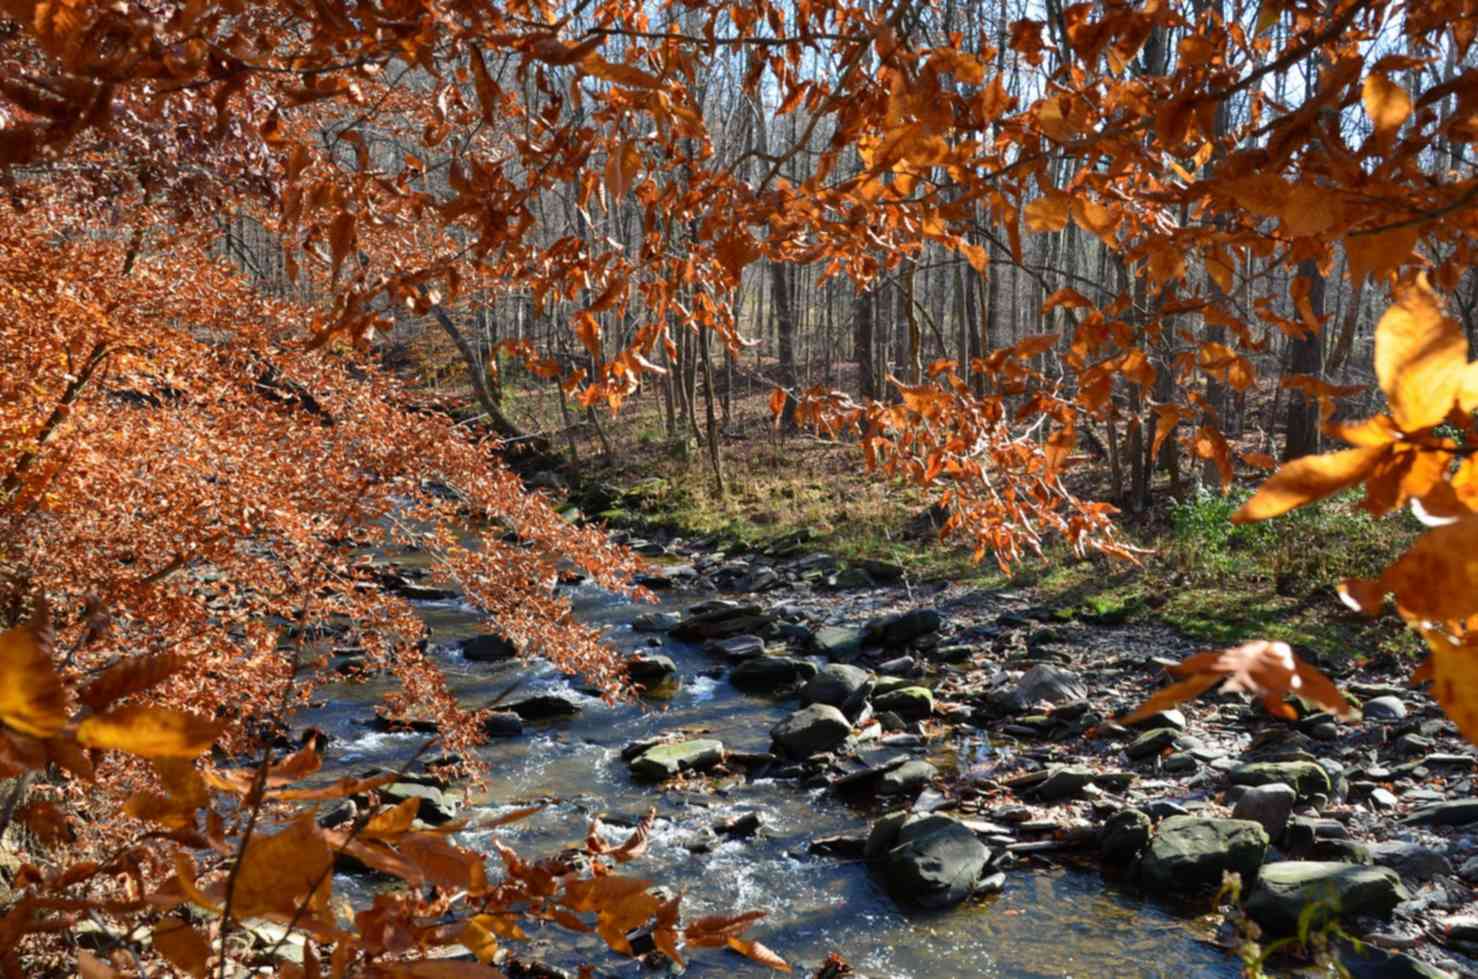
[1121,640,1351,725]
[79,653,185,713]
[1374,275,1468,432]
[231,815,333,921]
[78,706,221,759]
[0,599,65,739]
[1363,73,1412,137]
[1420,629,1478,745]
[727,936,791,972]
[153,917,211,978]
[1231,445,1389,522]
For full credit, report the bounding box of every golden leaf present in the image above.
[1121,640,1350,725]
[1280,184,1339,238]
[153,918,210,979]
[77,706,221,759]
[232,816,333,921]
[1024,193,1070,233]
[1420,629,1478,744]
[727,936,792,972]
[79,652,185,713]
[0,600,66,739]
[1379,517,1478,623]
[1374,275,1468,432]
[1231,444,1390,522]
[1363,73,1412,137]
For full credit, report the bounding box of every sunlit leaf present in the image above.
[1231,445,1389,522]
[78,706,221,759]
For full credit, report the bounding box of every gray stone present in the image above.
[878,760,938,797]
[1128,708,1187,731]
[672,603,772,641]
[865,810,910,860]
[1246,862,1408,935]
[801,664,872,709]
[1034,766,1096,802]
[864,608,942,647]
[1229,760,1331,801]
[771,704,852,757]
[1138,816,1269,894]
[482,711,523,737]
[1370,787,1399,811]
[625,654,677,683]
[1368,842,1452,882]
[1401,799,1478,827]
[882,815,992,910]
[1231,783,1298,841]
[814,624,867,659]
[872,686,934,720]
[460,634,518,662]
[632,611,682,633]
[704,634,767,660]
[504,695,581,720]
[1010,664,1087,712]
[730,656,818,692]
[629,739,725,781]
[1101,809,1152,865]
[1126,727,1184,760]
[381,782,458,825]
[1363,696,1408,722]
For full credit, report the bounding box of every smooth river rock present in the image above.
[1137,816,1269,893]
[801,663,872,709]
[1228,760,1331,801]
[629,739,725,781]
[872,686,934,720]
[881,815,992,910]
[1231,783,1298,841]
[1246,862,1408,935]
[772,704,852,757]
[730,656,818,693]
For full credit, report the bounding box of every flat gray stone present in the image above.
[878,759,938,797]
[872,686,934,720]
[1138,816,1269,894]
[1229,760,1331,801]
[730,656,818,692]
[1232,783,1298,841]
[772,704,851,757]
[1246,862,1408,935]
[801,663,872,709]
[629,739,725,781]
[1401,799,1478,827]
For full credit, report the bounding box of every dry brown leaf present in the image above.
[0,599,66,738]
[77,706,221,759]
[1121,640,1351,725]
[153,917,211,978]
[1231,444,1389,522]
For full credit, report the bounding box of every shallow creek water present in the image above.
[292,579,1245,978]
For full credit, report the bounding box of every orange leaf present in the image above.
[153,918,210,979]
[1121,640,1350,725]
[1419,629,1478,745]
[1374,275,1468,432]
[78,653,186,713]
[1378,517,1478,623]
[1231,444,1389,522]
[727,936,792,972]
[77,706,221,759]
[232,816,333,921]
[1363,73,1412,137]
[1024,192,1070,233]
[0,599,66,739]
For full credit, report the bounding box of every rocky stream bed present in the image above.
[289,525,1478,978]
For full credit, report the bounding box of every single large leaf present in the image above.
[1374,276,1468,432]
[1379,517,1478,623]
[231,816,333,921]
[1231,444,1389,522]
[77,706,221,759]
[0,601,66,738]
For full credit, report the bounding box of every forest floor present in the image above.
[446,365,1427,669]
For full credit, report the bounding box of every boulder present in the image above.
[1228,760,1331,801]
[672,603,773,641]
[629,739,725,781]
[772,704,851,758]
[1138,816,1269,894]
[482,712,523,737]
[1231,783,1298,841]
[1126,727,1184,760]
[872,686,934,720]
[1367,842,1452,882]
[504,695,581,721]
[801,664,872,709]
[1362,695,1407,722]
[632,611,682,633]
[703,635,767,660]
[460,634,518,662]
[878,760,938,797]
[813,625,867,659]
[380,782,459,825]
[1246,862,1408,935]
[1010,664,1087,712]
[730,656,818,693]
[864,608,942,647]
[1401,799,1478,827]
[625,654,677,683]
[1101,809,1152,866]
[881,815,992,910]
[1033,766,1096,802]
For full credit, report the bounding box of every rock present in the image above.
[1126,727,1184,760]
[872,686,934,720]
[1101,809,1152,866]
[1368,842,1452,882]
[632,611,682,633]
[831,755,909,794]
[629,739,725,781]
[703,635,767,660]
[1460,856,1478,884]
[1401,799,1478,827]
[1364,696,1408,722]
[1010,664,1087,712]
[730,656,818,693]
[1128,708,1187,731]
[1137,817,1269,894]
[865,811,911,860]
[878,760,937,796]
[504,695,581,721]
[381,782,458,825]
[772,704,852,758]
[801,664,873,709]
[716,811,765,838]
[825,568,875,590]
[814,625,867,659]
[1231,783,1298,841]
[1369,787,1399,811]
[810,834,867,858]
[1246,862,1408,935]
[1335,940,1456,979]
[864,609,942,647]
[460,634,518,662]
[671,603,772,641]
[1033,766,1096,802]
[625,654,677,683]
[732,567,780,593]
[1229,760,1331,801]
[482,711,523,737]
[859,559,905,582]
[882,815,992,910]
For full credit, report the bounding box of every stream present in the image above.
[292,575,1247,978]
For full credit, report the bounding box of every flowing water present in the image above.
[293,579,1245,978]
